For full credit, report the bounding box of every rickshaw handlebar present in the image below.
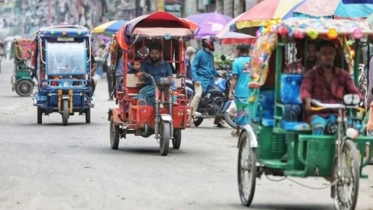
[310,99,365,112]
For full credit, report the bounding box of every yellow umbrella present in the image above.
[92,21,117,34]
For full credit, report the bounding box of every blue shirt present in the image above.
[140,58,173,86]
[115,57,123,77]
[191,49,219,92]
[185,56,193,80]
[232,56,251,97]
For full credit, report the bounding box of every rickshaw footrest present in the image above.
[284,170,306,177]
[261,159,287,169]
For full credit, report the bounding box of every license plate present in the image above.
[57,37,74,42]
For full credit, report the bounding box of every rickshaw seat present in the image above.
[279,74,311,131]
[257,90,275,126]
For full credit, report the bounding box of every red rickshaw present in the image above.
[108,12,196,156]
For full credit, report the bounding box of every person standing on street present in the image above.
[185,46,196,81]
[102,44,113,100]
[188,36,225,127]
[228,44,252,136]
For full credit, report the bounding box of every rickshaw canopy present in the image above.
[116,12,196,50]
[251,18,373,87]
[273,18,373,36]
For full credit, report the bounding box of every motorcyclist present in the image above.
[188,36,225,128]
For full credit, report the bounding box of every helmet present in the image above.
[201,36,215,51]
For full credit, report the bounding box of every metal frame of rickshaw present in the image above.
[236,18,373,209]
[33,25,93,126]
[10,38,35,97]
[108,23,193,156]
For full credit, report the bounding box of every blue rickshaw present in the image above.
[32,25,94,126]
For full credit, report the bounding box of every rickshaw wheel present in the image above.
[159,121,171,156]
[333,140,360,210]
[193,117,204,127]
[172,129,182,149]
[62,100,69,126]
[37,107,42,124]
[85,108,91,123]
[110,117,120,150]
[15,80,33,97]
[238,130,257,207]
[224,112,236,129]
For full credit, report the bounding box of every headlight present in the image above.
[346,128,359,140]
[63,81,69,87]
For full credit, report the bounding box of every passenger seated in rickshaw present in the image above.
[300,40,363,135]
[283,41,318,122]
[136,42,177,106]
[128,57,142,74]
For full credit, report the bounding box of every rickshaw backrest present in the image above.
[257,90,275,126]
[280,74,304,104]
[126,74,182,88]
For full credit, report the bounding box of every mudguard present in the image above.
[108,108,122,123]
[237,124,258,148]
[222,100,232,113]
[160,113,173,122]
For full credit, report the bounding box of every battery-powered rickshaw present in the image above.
[9,38,35,96]
[108,12,195,156]
[237,18,373,209]
[32,25,94,126]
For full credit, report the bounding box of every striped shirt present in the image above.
[300,66,362,117]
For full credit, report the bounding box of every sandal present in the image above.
[231,130,239,137]
[215,120,227,128]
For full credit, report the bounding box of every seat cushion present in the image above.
[256,90,275,126]
[258,90,275,119]
[282,121,311,131]
[280,74,304,104]
[262,118,274,127]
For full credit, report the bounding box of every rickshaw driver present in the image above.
[136,42,177,106]
[300,40,363,135]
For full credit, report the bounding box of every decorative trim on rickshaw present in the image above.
[131,27,194,38]
[36,25,91,38]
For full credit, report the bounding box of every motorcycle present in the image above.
[186,55,236,128]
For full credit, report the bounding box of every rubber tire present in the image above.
[37,107,42,124]
[15,80,34,97]
[333,140,360,210]
[62,99,69,126]
[160,121,171,156]
[238,130,257,207]
[224,111,236,129]
[110,117,120,150]
[85,108,91,123]
[193,117,204,127]
[172,129,182,149]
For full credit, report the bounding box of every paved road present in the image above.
[0,59,372,210]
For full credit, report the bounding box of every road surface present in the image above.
[0,59,372,210]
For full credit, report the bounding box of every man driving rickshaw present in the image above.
[136,42,177,106]
[300,40,363,135]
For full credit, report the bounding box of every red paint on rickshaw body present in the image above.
[108,11,197,134]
